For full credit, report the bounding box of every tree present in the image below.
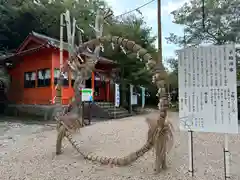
[166,0,240,47]
[98,14,157,106]
[165,57,178,90]
[0,0,157,105]
[166,0,240,83]
[104,14,156,82]
[166,57,178,74]
[0,0,108,52]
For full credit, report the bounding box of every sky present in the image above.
[105,0,189,61]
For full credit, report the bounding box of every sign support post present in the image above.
[224,134,230,180]
[188,130,194,177]
[80,88,93,125]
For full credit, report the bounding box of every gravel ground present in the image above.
[0,112,240,180]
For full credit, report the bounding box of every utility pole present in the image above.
[157,0,169,93]
[157,0,162,64]
[157,0,170,105]
[55,13,64,105]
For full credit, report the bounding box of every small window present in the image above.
[37,68,51,87]
[85,78,92,88]
[54,68,69,87]
[54,68,60,85]
[63,71,69,86]
[94,80,101,96]
[24,71,36,88]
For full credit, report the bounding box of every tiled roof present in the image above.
[31,31,69,51]
[31,32,117,64]
[1,32,117,65]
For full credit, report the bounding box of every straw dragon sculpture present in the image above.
[54,9,174,173]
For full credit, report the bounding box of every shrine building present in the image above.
[2,32,119,106]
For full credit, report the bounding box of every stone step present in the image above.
[108,109,130,118]
[96,102,113,106]
[108,110,129,115]
[109,113,130,119]
[96,103,114,108]
[102,107,129,114]
[111,113,131,119]
[96,101,114,104]
[95,102,130,119]
[106,107,128,112]
[96,103,118,110]
[96,103,127,110]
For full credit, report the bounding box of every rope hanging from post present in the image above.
[54,8,174,174]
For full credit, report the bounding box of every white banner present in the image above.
[178,44,238,134]
[115,83,120,107]
[131,95,138,105]
[130,84,134,105]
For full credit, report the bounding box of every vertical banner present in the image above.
[115,83,120,107]
[130,84,133,105]
[141,87,145,108]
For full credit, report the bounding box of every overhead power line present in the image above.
[115,0,156,18]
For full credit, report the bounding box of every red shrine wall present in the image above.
[7,48,53,105]
[8,48,115,105]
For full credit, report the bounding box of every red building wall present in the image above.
[51,49,114,104]
[8,48,116,105]
[6,32,118,105]
[8,48,53,104]
[51,49,74,104]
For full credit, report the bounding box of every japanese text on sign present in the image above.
[178,44,238,134]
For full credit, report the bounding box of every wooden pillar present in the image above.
[106,78,110,102]
[35,70,37,88]
[34,70,37,105]
[51,67,54,104]
[91,71,95,100]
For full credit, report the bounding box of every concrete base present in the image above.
[4,103,112,121]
